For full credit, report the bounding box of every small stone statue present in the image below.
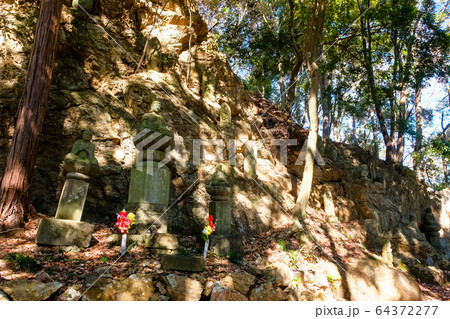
[421,208,442,250]
[145,36,162,72]
[62,129,99,176]
[202,70,216,102]
[134,99,173,154]
[219,102,232,129]
[139,99,171,136]
[360,164,370,181]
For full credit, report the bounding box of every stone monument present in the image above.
[126,99,178,254]
[36,129,98,247]
[201,70,216,102]
[244,137,258,179]
[207,165,244,257]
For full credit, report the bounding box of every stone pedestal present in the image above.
[36,218,94,247]
[210,234,244,257]
[128,163,170,206]
[209,201,232,235]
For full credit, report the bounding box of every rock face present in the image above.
[164,274,204,301]
[0,278,62,301]
[220,272,256,295]
[161,255,205,272]
[82,274,155,301]
[210,282,248,301]
[345,259,422,301]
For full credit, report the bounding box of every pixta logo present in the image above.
[133,129,172,176]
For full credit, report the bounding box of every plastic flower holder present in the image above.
[115,209,135,256]
[202,215,217,259]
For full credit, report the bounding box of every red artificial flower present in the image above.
[115,210,134,234]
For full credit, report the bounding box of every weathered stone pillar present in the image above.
[207,165,244,257]
[126,99,173,234]
[36,129,97,247]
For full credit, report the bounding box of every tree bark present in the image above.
[293,0,327,222]
[321,71,331,139]
[0,0,63,229]
[413,86,423,171]
[357,0,396,164]
[395,90,408,164]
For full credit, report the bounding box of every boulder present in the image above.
[58,285,83,301]
[36,218,94,248]
[164,274,204,301]
[249,282,284,301]
[266,263,294,288]
[0,291,10,301]
[314,261,345,299]
[72,0,94,12]
[210,282,248,301]
[0,278,62,301]
[161,255,205,272]
[346,259,422,301]
[148,233,179,255]
[220,272,256,295]
[82,274,155,301]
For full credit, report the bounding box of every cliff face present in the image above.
[0,0,448,278]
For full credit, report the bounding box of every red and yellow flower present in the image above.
[115,209,135,234]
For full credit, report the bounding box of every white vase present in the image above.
[203,239,210,259]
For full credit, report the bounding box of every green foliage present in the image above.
[277,239,289,252]
[8,253,42,273]
[327,274,342,290]
[101,257,109,262]
[291,276,303,288]
[287,249,303,270]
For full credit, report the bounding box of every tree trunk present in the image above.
[321,71,331,139]
[293,0,327,222]
[357,0,396,164]
[413,86,423,171]
[285,58,302,114]
[279,62,287,111]
[0,0,63,229]
[395,90,408,164]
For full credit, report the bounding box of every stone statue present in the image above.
[134,99,173,154]
[360,164,370,181]
[62,129,99,176]
[219,102,232,129]
[201,70,216,102]
[145,36,162,72]
[421,208,442,250]
[139,100,171,135]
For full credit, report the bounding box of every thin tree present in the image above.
[293,0,327,222]
[0,0,63,229]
